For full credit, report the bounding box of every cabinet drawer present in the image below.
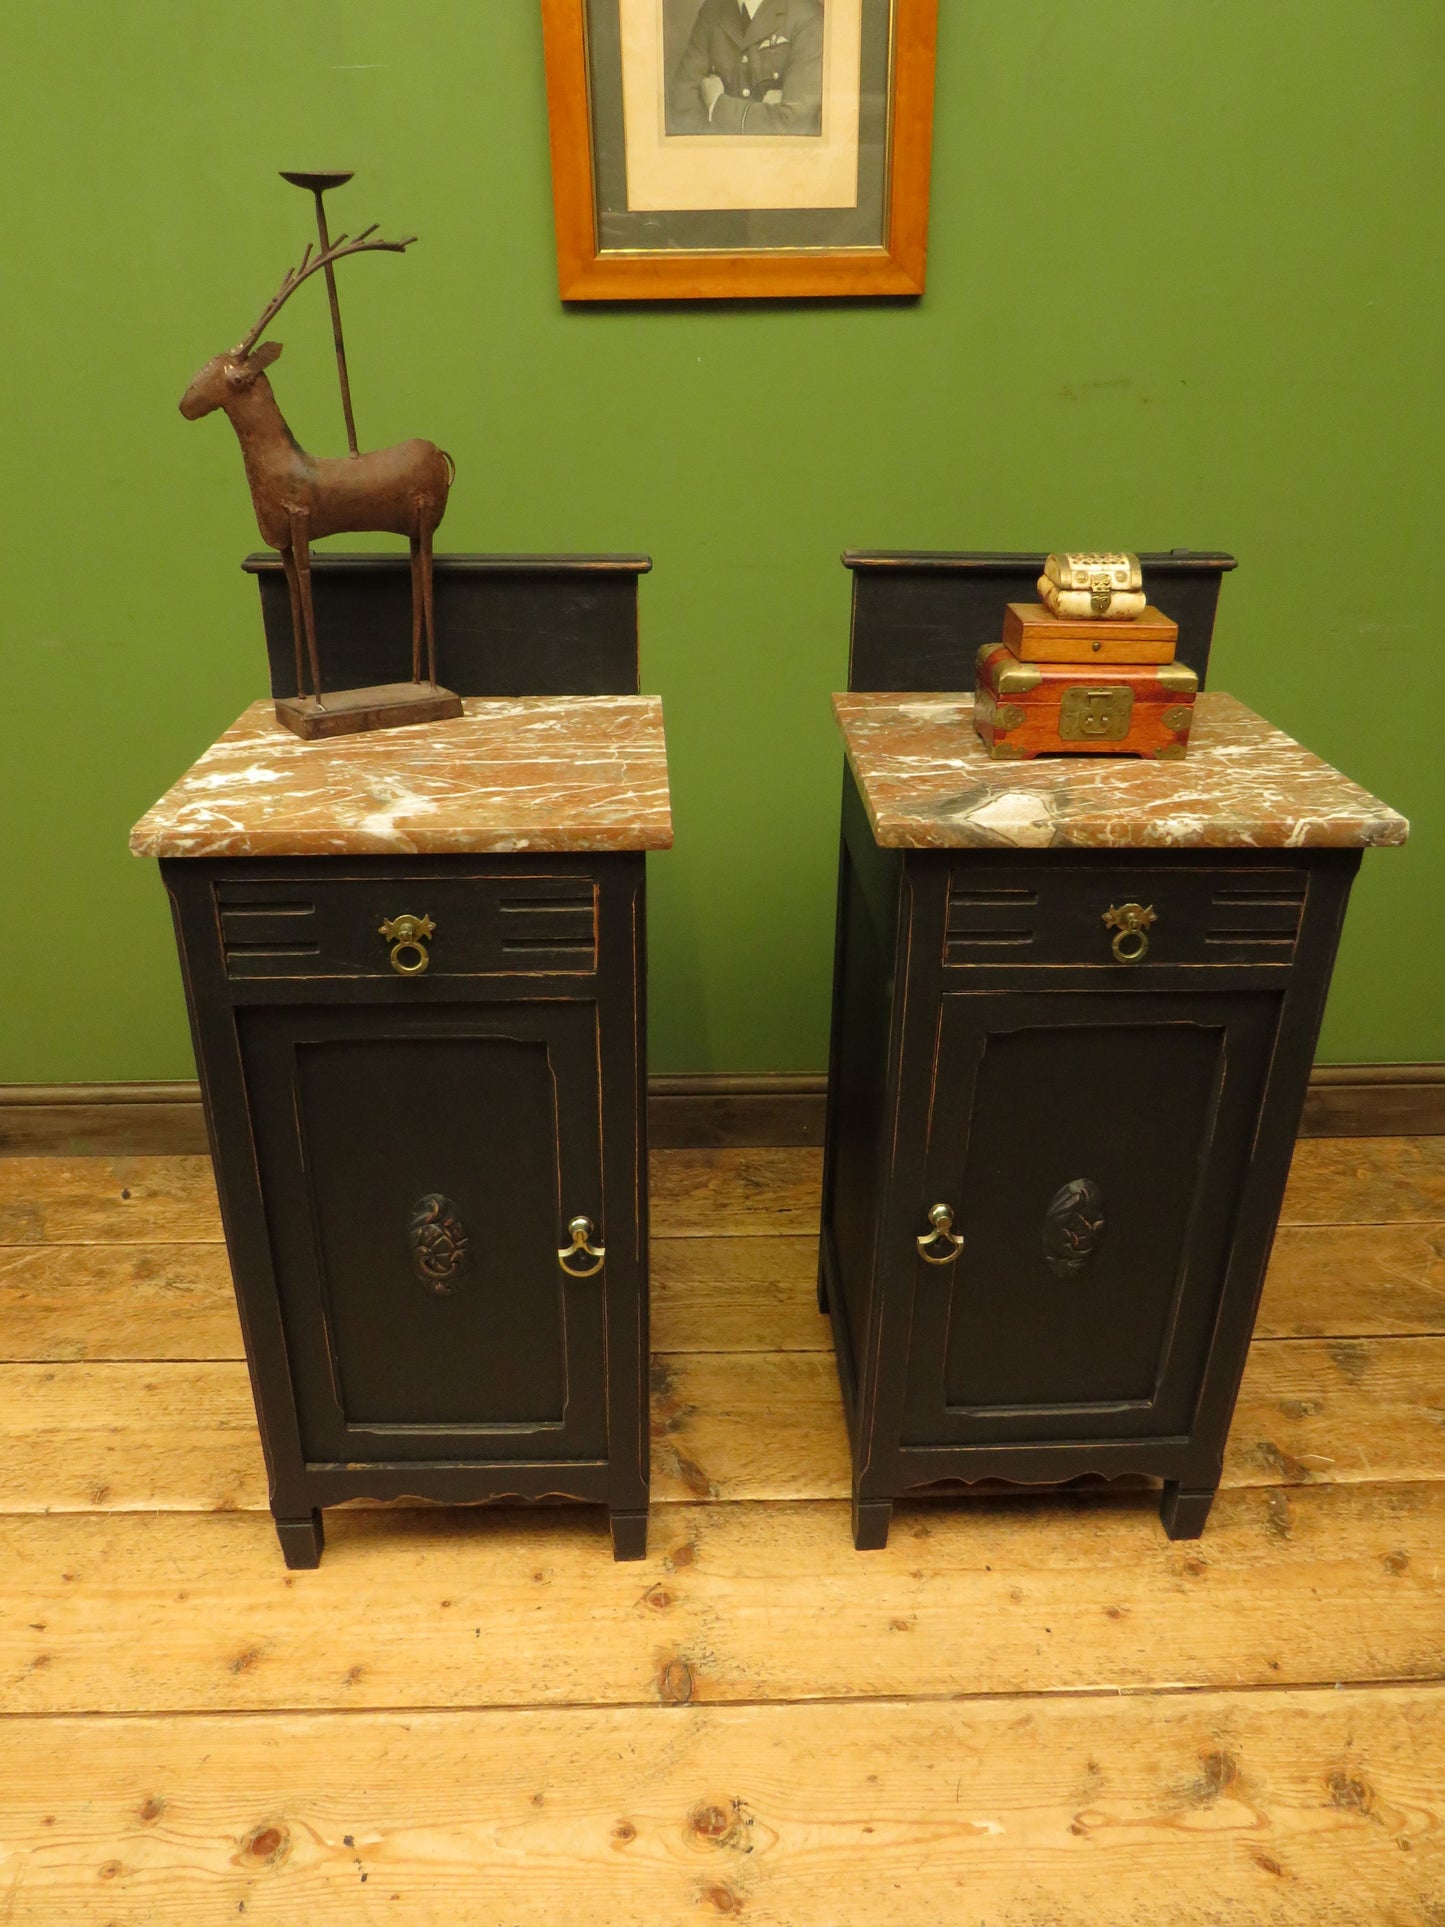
[944,861,1308,970]
[217,873,599,981]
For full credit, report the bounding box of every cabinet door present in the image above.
[901,988,1281,1446]
[239,1000,607,1465]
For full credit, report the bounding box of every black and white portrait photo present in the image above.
[554,0,928,291]
[665,0,825,137]
[603,0,868,226]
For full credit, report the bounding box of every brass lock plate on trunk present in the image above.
[1059,686,1134,741]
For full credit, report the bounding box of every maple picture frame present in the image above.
[541,0,938,300]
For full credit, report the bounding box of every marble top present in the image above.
[834,691,1408,851]
[131,697,673,858]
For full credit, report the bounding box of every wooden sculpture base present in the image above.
[274,682,464,741]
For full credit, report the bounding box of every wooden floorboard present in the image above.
[646,1138,1445,1233]
[0,1136,1438,1247]
[2,1218,1442,1367]
[650,1236,823,1353]
[650,1147,824,1237]
[0,1243,241,1362]
[6,1225,1441,1373]
[0,1156,223,1245]
[2,1688,1441,1926]
[1279,1135,1445,1225]
[3,1333,1442,1516]
[7,1296,1445,1517]
[1229,1336,1445,1489]
[651,1351,849,1504]
[0,1361,265,1513]
[1258,1223,1445,1339]
[3,1484,1443,1716]
[652,1338,1445,1504]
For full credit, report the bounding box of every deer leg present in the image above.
[408,533,424,683]
[290,512,324,706]
[419,511,439,689]
[279,545,307,698]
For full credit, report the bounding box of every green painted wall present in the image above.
[2,1,1439,1082]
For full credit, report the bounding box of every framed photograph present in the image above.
[541,0,938,299]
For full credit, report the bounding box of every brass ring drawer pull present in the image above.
[916,1202,965,1265]
[1103,901,1156,965]
[558,1214,606,1278]
[379,913,435,975]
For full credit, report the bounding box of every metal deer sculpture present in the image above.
[180,225,458,733]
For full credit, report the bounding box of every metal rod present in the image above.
[281,170,361,456]
[310,189,359,456]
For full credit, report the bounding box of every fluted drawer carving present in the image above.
[944,863,1306,968]
[216,874,598,981]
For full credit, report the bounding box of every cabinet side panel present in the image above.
[1184,852,1363,1469]
[158,859,311,1518]
[824,778,903,1391]
[598,854,649,1518]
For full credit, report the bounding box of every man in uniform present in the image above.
[668,0,824,136]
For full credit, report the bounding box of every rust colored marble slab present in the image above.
[834,691,1408,851]
[130,697,673,858]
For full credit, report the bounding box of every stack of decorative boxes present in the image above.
[972,552,1199,761]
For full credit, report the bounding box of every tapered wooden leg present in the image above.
[275,1509,324,1569]
[816,1267,829,1312]
[1160,1483,1216,1540]
[610,1508,648,1562]
[408,531,424,682]
[852,1495,892,1551]
[280,545,306,697]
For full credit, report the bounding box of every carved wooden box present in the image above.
[973,643,1198,761]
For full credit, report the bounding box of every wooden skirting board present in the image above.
[0,1064,1441,1155]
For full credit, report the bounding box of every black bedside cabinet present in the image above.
[819,553,1406,1549]
[132,557,671,1567]
[161,849,652,1568]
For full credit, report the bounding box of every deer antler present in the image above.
[233,225,417,358]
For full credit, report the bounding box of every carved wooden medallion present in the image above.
[1041,1178,1106,1279]
[409,1193,470,1294]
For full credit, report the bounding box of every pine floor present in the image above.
[0,1140,1442,1924]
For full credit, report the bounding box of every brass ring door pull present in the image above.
[558,1215,606,1278]
[916,1202,965,1265]
[1102,901,1156,965]
[379,913,435,975]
